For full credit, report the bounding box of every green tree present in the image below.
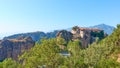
[95,58,120,68]
[72,26,79,31]
[61,40,85,68]
[1,58,21,68]
[19,38,65,68]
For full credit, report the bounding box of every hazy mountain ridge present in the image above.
[67,24,115,35]
[3,30,59,41]
[3,24,115,41]
[89,24,115,34]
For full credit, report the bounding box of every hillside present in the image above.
[0,24,120,68]
[0,26,106,62]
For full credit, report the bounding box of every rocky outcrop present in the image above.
[56,30,73,42]
[0,36,35,61]
[56,26,106,48]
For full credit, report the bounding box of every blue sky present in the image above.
[0,0,120,38]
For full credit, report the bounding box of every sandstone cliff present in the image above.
[0,36,35,61]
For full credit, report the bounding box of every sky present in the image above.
[0,0,120,38]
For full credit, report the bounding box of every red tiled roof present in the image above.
[79,27,102,31]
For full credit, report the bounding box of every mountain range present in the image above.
[3,24,115,41]
[89,24,115,34]
[67,24,115,35]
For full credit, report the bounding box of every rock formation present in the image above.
[56,30,73,42]
[56,26,106,48]
[0,36,35,61]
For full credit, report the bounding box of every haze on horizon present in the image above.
[0,0,120,38]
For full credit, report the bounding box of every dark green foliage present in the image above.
[72,26,79,31]
[117,24,120,28]
[91,30,104,40]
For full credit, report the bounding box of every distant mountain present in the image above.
[3,24,115,41]
[3,30,59,41]
[66,24,115,35]
[89,24,115,35]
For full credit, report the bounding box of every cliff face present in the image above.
[56,30,73,42]
[56,26,106,48]
[0,36,35,61]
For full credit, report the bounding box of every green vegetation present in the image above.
[72,26,79,31]
[0,58,21,68]
[0,24,120,68]
[91,30,105,40]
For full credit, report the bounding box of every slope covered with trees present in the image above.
[0,24,120,68]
